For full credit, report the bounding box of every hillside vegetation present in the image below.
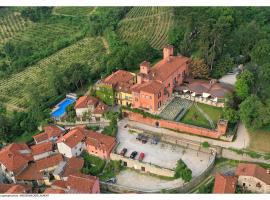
[53,7,96,16]
[117,7,174,49]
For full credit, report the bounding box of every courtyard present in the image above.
[116,120,214,176]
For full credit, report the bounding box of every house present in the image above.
[74,95,109,121]
[53,157,84,181]
[0,183,32,194]
[95,69,136,106]
[213,173,237,194]
[16,154,63,186]
[50,173,100,194]
[57,127,88,158]
[85,131,116,160]
[235,163,270,193]
[33,125,64,144]
[66,173,100,193]
[31,141,56,161]
[43,188,65,194]
[131,45,190,112]
[0,143,32,183]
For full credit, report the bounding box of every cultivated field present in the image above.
[0,12,32,44]
[53,7,96,16]
[117,7,174,49]
[0,37,105,109]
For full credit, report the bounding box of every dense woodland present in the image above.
[0,7,270,143]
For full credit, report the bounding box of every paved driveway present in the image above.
[117,120,214,177]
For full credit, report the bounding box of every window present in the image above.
[141,167,145,171]
[150,96,152,99]
[158,92,161,98]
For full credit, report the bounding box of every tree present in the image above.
[251,39,270,66]
[0,103,10,142]
[222,107,239,124]
[239,95,266,129]
[174,159,192,182]
[235,70,254,100]
[190,58,209,79]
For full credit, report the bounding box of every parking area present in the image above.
[116,120,214,177]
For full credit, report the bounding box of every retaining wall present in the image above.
[127,111,222,139]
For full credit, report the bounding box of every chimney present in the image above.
[140,61,150,75]
[163,45,174,60]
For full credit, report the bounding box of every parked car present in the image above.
[124,124,128,128]
[130,151,138,159]
[151,136,159,145]
[120,148,127,156]
[141,135,148,144]
[106,178,117,184]
[136,134,143,141]
[138,152,145,161]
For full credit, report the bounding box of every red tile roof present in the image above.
[67,173,99,193]
[213,173,237,194]
[62,157,84,178]
[57,127,87,148]
[35,154,63,171]
[93,102,109,115]
[131,80,164,95]
[44,188,65,194]
[31,141,53,155]
[33,125,63,143]
[151,56,189,82]
[86,132,116,153]
[0,184,31,194]
[103,70,134,87]
[16,163,43,181]
[0,143,32,173]
[75,96,99,109]
[235,163,270,185]
[52,180,68,190]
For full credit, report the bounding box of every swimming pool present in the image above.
[51,97,76,119]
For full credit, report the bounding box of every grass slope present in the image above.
[0,37,105,109]
[248,127,270,153]
[53,7,96,16]
[117,7,174,49]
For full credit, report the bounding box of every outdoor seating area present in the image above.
[159,97,192,121]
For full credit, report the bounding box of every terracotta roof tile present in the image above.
[35,154,63,171]
[44,188,65,194]
[0,184,31,194]
[57,127,87,148]
[93,102,109,115]
[31,141,53,155]
[52,180,68,190]
[33,125,64,143]
[75,96,99,109]
[235,163,270,185]
[103,70,134,87]
[0,143,32,173]
[213,173,237,193]
[62,157,84,178]
[16,163,43,181]
[86,132,116,153]
[67,173,99,193]
[151,56,189,82]
[132,81,164,94]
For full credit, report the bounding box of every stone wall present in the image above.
[110,153,174,177]
[127,111,223,139]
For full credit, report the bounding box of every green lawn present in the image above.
[248,126,270,153]
[180,103,223,129]
[196,103,223,125]
[180,105,212,129]
[14,130,41,143]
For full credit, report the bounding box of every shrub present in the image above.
[174,159,192,182]
[202,141,210,148]
[81,151,106,176]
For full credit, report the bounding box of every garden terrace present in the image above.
[159,97,192,121]
[117,7,174,49]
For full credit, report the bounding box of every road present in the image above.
[124,119,250,149]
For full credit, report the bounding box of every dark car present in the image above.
[136,134,143,141]
[120,148,127,156]
[130,151,138,159]
[151,136,159,145]
[141,135,148,144]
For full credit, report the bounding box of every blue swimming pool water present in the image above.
[51,97,76,118]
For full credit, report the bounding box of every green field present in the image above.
[117,7,174,49]
[180,103,223,129]
[248,127,270,153]
[53,7,95,16]
[0,37,105,109]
